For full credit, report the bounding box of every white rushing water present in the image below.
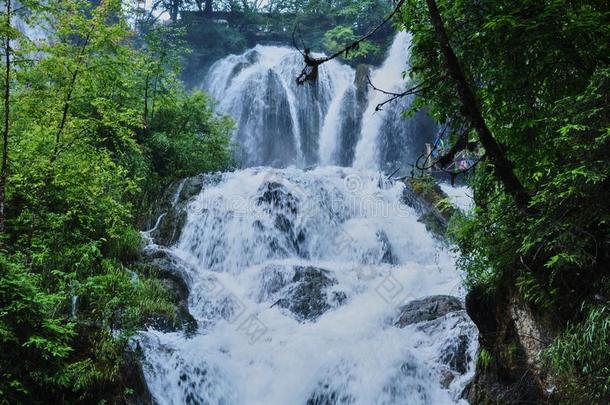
[353,32,410,170]
[140,32,477,405]
[204,34,436,171]
[205,46,355,167]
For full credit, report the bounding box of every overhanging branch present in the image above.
[294,0,407,85]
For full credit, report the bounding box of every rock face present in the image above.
[150,175,205,246]
[464,286,557,404]
[355,64,372,108]
[122,349,154,405]
[268,265,346,322]
[256,180,307,257]
[134,250,197,335]
[394,295,477,394]
[257,181,300,214]
[394,295,463,328]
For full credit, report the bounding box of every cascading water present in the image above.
[205,46,356,167]
[139,33,477,405]
[353,32,437,173]
[204,33,436,170]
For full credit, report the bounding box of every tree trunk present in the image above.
[424,0,531,212]
[0,0,11,233]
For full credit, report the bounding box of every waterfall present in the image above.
[205,46,356,167]
[353,32,437,173]
[140,32,477,405]
[205,34,436,172]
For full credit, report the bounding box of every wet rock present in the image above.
[256,181,308,257]
[440,333,471,374]
[464,287,555,404]
[411,309,476,387]
[306,365,355,405]
[150,175,204,247]
[394,295,463,327]
[115,341,155,404]
[306,387,354,405]
[400,176,456,239]
[273,266,346,322]
[380,361,433,403]
[257,181,299,214]
[257,264,291,302]
[355,64,372,108]
[152,209,188,247]
[417,211,446,239]
[440,368,455,389]
[179,175,205,202]
[376,230,397,264]
[134,253,197,335]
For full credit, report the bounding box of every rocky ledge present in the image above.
[464,284,557,404]
[148,174,206,246]
[401,176,457,238]
[394,295,477,392]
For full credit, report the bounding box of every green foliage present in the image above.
[478,347,492,370]
[323,25,381,61]
[78,260,177,335]
[0,0,233,401]
[544,305,610,403]
[145,90,234,179]
[294,0,393,65]
[181,22,247,86]
[0,255,74,403]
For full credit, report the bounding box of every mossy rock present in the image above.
[402,176,457,239]
[132,258,197,336]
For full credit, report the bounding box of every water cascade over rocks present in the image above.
[205,33,436,171]
[139,33,477,405]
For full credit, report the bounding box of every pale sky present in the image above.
[144,0,170,20]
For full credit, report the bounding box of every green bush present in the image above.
[544,306,610,403]
[0,1,234,401]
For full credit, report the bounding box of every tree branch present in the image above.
[424,0,532,213]
[367,75,441,111]
[295,0,407,85]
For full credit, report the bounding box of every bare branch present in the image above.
[368,75,442,111]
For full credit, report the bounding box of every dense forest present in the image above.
[0,1,234,402]
[397,1,610,402]
[1,0,609,404]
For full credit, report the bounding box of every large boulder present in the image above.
[394,295,463,328]
[395,298,477,394]
[134,251,197,335]
[269,265,347,322]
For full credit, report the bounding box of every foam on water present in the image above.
[140,167,477,405]
[140,32,477,405]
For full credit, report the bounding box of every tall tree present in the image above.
[422,0,531,212]
[0,0,11,233]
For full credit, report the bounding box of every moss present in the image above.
[406,175,457,238]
